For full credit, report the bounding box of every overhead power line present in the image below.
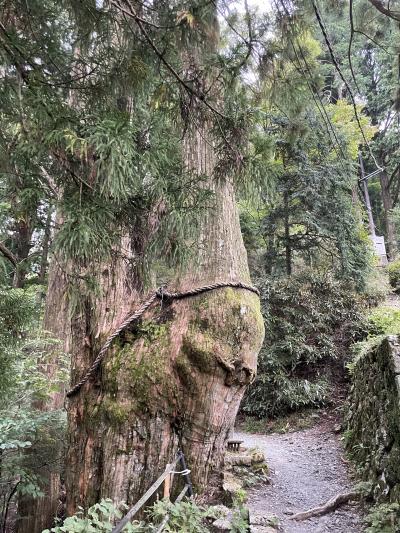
[274,0,349,166]
[310,0,383,172]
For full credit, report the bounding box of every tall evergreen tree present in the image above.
[63,1,264,518]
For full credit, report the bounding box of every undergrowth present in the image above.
[238,408,321,434]
[349,303,400,370]
[150,499,214,532]
[364,502,400,533]
[242,270,365,418]
[42,496,250,533]
[386,260,400,294]
[42,499,144,532]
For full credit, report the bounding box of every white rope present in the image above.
[170,468,191,476]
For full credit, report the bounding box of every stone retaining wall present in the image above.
[347,335,400,502]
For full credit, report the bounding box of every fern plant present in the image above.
[42,499,144,533]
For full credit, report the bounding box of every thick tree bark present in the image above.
[26,3,264,523]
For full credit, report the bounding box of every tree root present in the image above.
[289,491,361,521]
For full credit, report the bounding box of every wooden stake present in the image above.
[163,464,171,499]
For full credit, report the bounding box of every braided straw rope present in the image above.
[66,281,259,398]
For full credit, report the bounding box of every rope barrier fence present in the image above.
[111,450,193,533]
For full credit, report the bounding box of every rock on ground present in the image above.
[235,418,364,533]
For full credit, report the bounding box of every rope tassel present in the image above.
[66,281,259,399]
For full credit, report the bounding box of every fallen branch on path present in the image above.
[289,490,361,521]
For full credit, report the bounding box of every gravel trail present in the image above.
[235,419,365,532]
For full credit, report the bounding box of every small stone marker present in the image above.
[227,439,243,452]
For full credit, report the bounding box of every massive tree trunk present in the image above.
[43,1,263,521]
[65,133,264,513]
[65,28,264,506]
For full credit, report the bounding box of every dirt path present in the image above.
[235,418,364,532]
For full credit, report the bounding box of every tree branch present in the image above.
[110,0,227,120]
[348,0,361,93]
[353,28,390,53]
[311,0,381,170]
[367,0,400,21]
[290,490,361,521]
[39,166,60,199]
[0,242,17,267]
[388,161,400,188]
[391,167,400,206]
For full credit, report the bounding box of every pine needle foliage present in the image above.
[240,0,375,283]
[240,0,375,419]
[0,0,271,296]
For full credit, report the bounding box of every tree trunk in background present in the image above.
[17,238,70,533]
[8,136,39,288]
[380,170,397,260]
[39,205,53,283]
[11,218,34,288]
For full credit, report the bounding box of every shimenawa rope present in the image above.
[66,281,259,398]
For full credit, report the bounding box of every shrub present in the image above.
[361,268,392,307]
[43,498,218,533]
[242,270,365,418]
[349,304,400,369]
[0,287,37,405]
[366,306,400,336]
[386,259,400,294]
[42,499,144,532]
[0,287,67,529]
[364,502,400,533]
[230,491,250,533]
[150,499,214,533]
